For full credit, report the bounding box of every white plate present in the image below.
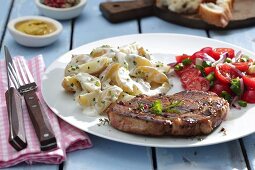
[42,33,255,148]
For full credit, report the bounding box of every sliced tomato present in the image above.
[204,66,215,75]
[215,64,240,84]
[242,89,255,103]
[180,68,201,85]
[232,62,249,72]
[175,64,195,76]
[190,51,204,62]
[176,54,190,63]
[185,77,210,91]
[213,48,235,60]
[210,81,232,96]
[200,47,214,57]
[243,75,255,89]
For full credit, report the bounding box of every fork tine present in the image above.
[16,58,29,84]
[20,58,34,83]
[8,67,20,89]
[8,63,23,87]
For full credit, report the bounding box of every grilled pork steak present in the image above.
[106,91,229,136]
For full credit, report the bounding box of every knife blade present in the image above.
[4,46,27,151]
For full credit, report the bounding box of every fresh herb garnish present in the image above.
[150,100,162,115]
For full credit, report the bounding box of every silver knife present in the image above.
[4,47,27,151]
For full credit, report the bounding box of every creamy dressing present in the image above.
[63,43,172,117]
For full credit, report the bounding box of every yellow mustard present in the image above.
[15,20,56,36]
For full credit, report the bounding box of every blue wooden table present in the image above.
[1,0,255,169]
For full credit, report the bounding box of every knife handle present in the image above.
[99,0,154,23]
[5,87,27,151]
[23,90,57,151]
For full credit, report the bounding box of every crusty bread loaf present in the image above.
[199,0,234,27]
[158,0,202,14]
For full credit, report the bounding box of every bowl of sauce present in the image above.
[8,16,62,47]
[35,0,87,20]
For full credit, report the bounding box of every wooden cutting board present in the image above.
[100,0,255,30]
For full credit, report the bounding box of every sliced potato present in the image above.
[62,76,82,93]
[131,66,169,84]
[68,56,109,76]
[90,45,111,58]
[96,85,123,114]
[99,63,121,82]
[75,73,101,92]
[65,54,91,76]
[134,56,152,67]
[112,67,134,94]
[77,91,99,107]
[117,92,135,102]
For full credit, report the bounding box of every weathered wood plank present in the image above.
[64,135,152,170]
[64,0,153,170]
[141,17,207,36]
[72,0,139,47]
[141,16,247,170]
[156,141,246,170]
[1,0,71,67]
[2,163,58,170]
[210,27,255,169]
[0,0,12,46]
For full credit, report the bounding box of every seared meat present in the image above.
[106,91,229,136]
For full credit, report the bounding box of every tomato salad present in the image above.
[173,47,255,109]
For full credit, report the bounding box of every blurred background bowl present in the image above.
[8,16,63,47]
[34,0,87,20]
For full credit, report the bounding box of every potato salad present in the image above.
[62,43,172,116]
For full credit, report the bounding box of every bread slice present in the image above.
[199,0,234,27]
[158,0,202,14]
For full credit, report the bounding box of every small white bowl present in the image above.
[8,16,63,47]
[34,0,87,20]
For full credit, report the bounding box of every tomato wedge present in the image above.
[242,90,255,103]
[180,68,201,85]
[232,62,249,72]
[200,47,214,57]
[185,77,210,91]
[213,48,235,60]
[176,54,190,63]
[243,75,255,89]
[204,66,215,75]
[210,81,232,96]
[215,64,241,84]
[190,51,205,62]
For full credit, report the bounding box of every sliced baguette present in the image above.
[199,0,234,27]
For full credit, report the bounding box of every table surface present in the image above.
[1,0,255,170]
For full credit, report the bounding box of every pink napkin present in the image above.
[0,56,92,168]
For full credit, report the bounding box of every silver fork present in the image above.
[6,52,57,151]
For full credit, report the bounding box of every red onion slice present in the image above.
[231,96,241,109]
[240,78,244,96]
[232,50,243,63]
[227,63,245,77]
[167,62,177,67]
[203,53,216,62]
[212,52,228,66]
